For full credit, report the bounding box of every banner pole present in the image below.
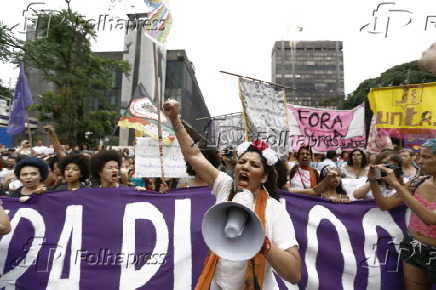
[25,110,32,145]
[220,70,296,91]
[104,99,134,149]
[153,42,165,180]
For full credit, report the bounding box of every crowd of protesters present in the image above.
[0,127,426,202]
[0,118,435,289]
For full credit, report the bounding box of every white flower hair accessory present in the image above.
[237,139,278,166]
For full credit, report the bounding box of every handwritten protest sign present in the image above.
[368,82,436,137]
[210,113,245,151]
[239,78,289,157]
[288,104,365,152]
[134,137,189,178]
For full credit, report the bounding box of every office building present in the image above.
[165,50,211,140]
[272,40,345,108]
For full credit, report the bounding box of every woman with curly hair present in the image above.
[88,150,126,188]
[54,154,90,190]
[10,157,49,200]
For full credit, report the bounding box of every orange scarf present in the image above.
[299,164,318,188]
[195,188,268,290]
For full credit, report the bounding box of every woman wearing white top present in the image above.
[340,149,369,180]
[163,100,301,289]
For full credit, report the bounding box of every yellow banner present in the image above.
[368,82,436,136]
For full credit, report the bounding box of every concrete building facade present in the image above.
[272,40,345,108]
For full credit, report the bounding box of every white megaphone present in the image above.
[201,190,265,261]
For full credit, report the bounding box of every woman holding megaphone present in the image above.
[163,100,301,289]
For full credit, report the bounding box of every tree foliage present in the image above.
[339,60,436,136]
[0,80,13,99]
[20,5,130,146]
[0,22,21,100]
[0,22,23,63]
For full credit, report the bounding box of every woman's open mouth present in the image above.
[238,173,250,187]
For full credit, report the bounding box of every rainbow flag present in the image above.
[143,0,172,43]
[117,96,175,145]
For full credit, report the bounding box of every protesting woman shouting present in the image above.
[163,100,301,289]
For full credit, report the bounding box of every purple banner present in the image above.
[0,187,213,289]
[404,134,428,153]
[280,192,407,290]
[0,188,408,289]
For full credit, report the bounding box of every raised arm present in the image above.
[382,166,436,225]
[289,171,336,196]
[163,100,220,187]
[369,165,404,211]
[419,43,436,74]
[44,125,66,159]
[0,201,11,236]
[353,182,371,200]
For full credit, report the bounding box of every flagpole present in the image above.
[153,42,165,180]
[220,70,296,90]
[25,110,32,145]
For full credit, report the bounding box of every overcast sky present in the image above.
[2,0,436,116]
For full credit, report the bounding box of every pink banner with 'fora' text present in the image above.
[288,104,366,152]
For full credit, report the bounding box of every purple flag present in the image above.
[7,63,33,135]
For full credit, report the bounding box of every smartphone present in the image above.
[375,168,382,179]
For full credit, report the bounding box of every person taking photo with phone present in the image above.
[369,138,436,289]
[353,150,404,200]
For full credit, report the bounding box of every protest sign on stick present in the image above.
[135,137,188,178]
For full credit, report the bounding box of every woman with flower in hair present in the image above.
[369,138,436,288]
[163,100,301,289]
